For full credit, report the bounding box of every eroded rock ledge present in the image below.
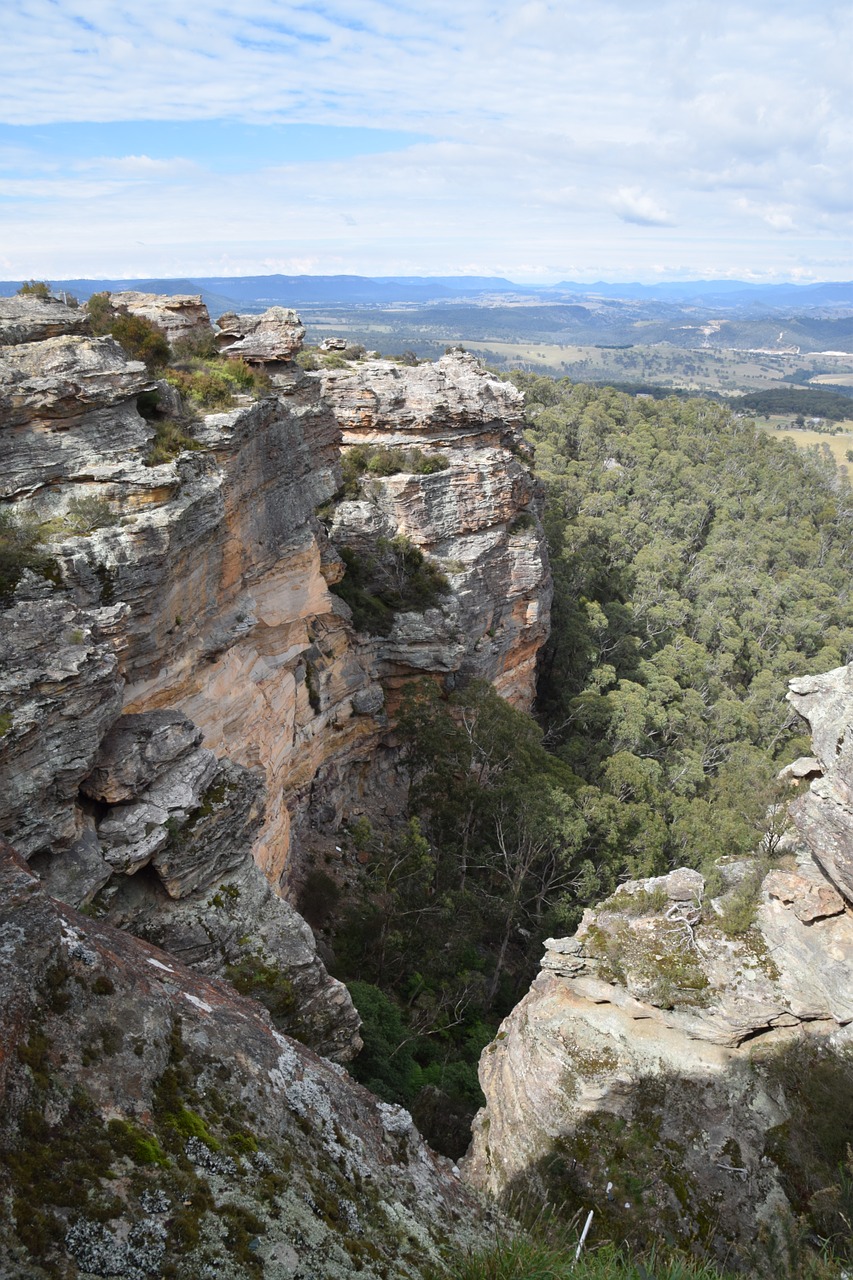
[463,665,853,1262]
[0,842,496,1278]
[0,296,550,1068]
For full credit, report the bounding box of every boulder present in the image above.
[108,291,212,343]
[0,295,89,346]
[216,307,305,362]
[82,709,203,803]
[0,841,496,1277]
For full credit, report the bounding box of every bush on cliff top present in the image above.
[0,509,60,602]
[87,292,171,370]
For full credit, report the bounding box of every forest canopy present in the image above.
[329,374,853,1156]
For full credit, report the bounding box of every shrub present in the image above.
[509,511,537,536]
[346,980,419,1102]
[0,509,60,601]
[64,495,117,534]
[144,419,202,467]
[170,329,219,360]
[224,955,297,1023]
[165,357,271,409]
[86,293,171,370]
[331,538,449,635]
[339,445,450,496]
[16,280,51,300]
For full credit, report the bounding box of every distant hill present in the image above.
[547,279,853,308]
[2,274,850,313]
[0,273,523,312]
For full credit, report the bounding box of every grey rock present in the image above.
[216,307,305,362]
[777,755,822,782]
[149,757,263,898]
[0,599,126,857]
[107,291,212,343]
[788,664,853,902]
[0,295,89,346]
[0,333,149,428]
[29,824,112,908]
[82,710,203,803]
[352,685,385,715]
[98,837,363,1062]
[0,844,498,1278]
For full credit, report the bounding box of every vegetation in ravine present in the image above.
[328,378,853,1189]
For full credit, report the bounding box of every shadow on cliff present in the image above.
[496,1046,853,1277]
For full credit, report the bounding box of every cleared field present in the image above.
[757,417,853,473]
[463,341,853,394]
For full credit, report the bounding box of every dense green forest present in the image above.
[735,386,853,419]
[316,376,853,1162]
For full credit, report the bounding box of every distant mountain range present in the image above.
[1,274,851,313]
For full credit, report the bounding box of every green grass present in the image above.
[438,1238,737,1280]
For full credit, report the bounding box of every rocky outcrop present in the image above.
[788,664,853,903]
[463,668,853,1261]
[0,842,495,1278]
[217,308,305,363]
[0,295,89,346]
[321,354,551,708]
[1,297,550,1070]
[107,291,213,344]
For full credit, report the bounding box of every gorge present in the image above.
[2,290,853,1280]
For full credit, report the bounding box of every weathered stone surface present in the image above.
[0,599,126,857]
[28,823,112,908]
[1,312,552,1100]
[148,757,262,897]
[788,664,853,903]
[464,670,853,1261]
[96,834,363,1062]
[777,754,822,782]
[0,333,149,427]
[108,291,212,343]
[320,350,524,447]
[82,709,203,802]
[764,867,845,923]
[0,842,496,1278]
[323,353,551,709]
[217,307,305,362]
[0,295,89,345]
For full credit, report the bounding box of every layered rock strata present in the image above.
[0,842,496,1279]
[105,291,213,344]
[464,667,853,1261]
[217,308,305,363]
[788,664,853,903]
[1,298,550,1065]
[320,353,551,708]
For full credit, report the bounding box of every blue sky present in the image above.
[0,0,850,282]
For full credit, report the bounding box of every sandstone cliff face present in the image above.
[106,292,213,344]
[788,664,853,904]
[320,354,551,709]
[463,668,853,1262]
[0,842,496,1279]
[0,298,550,1068]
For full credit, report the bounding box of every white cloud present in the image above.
[611,188,674,227]
[0,0,850,279]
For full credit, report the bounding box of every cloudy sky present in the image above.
[0,0,850,282]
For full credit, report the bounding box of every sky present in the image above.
[0,0,851,283]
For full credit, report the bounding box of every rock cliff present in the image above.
[0,841,497,1278]
[0,293,549,1081]
[463,665,853,1263]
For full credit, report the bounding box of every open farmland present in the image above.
[756,416,853,475]
[462,340,853,393]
